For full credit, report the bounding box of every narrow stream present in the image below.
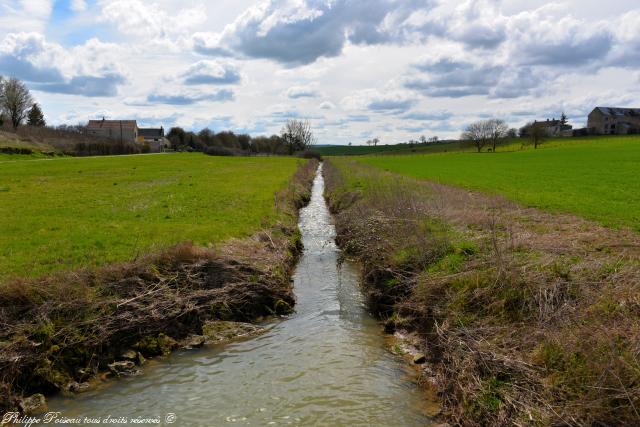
[49,164,434,426]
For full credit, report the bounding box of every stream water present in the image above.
[49,164,434,426]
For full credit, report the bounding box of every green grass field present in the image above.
[357,136,640,231]
[317,135,639,157]
[316,140,466,156]
[0,153,305,281]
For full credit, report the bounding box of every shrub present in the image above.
[297,149,322,160]
[204,146,237,156]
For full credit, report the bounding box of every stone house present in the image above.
[138,127,170,152]
[588,107,640,135]
[529,118,573,137]
[86,119,139,143]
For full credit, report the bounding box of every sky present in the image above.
[0,0,639,145]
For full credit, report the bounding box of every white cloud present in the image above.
[179,61,241,85]
[286,85,320,99]
[99,0,205,39]
[341,89,417,114]
[0,33,127,96]
[319,101,335,110]
[70,0,87,12]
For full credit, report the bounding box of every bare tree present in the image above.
[0,77,33,130]
[372,137,380,147]
[281,119,315,155]
[486,119,509,152]
[462,121,491,153]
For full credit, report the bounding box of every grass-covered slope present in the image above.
[324,158,640,426]
[359,136,640,231]
[0,154,306,281]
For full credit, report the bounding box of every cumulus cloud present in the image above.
[342,89,417,114]
[180,61,241,85]
[319,101,335,110]
[286,85,320,99]
[192,0,434,65]
[34,74,125,97]
[99,0,205,40]
[402,110,452,121]
[608,10,640,66]
[70,0,87,12]
[404,56,501,98]
[421,0,507,49]
[147,89,234,105]
[0,32,127,97]
[507,5,612,66]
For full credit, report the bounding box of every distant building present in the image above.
[588,107,640,135]
[533,118,573,137]
[138,127,170,152]
[87,119,138,143]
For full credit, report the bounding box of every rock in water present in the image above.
[202,321,265,344]
[119,349,138,361]
[66,381,92,393]
[182,335,206,349]
[108,361,139,377]
[19,394,47,415]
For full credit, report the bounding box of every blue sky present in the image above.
[0,0,639,144]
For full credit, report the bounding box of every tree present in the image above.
[167,127,186,149]
[428,136,439,144]
[560,112,568,126]
[281,119,315,155]
[419,135,427,145]
[527,122,546,149]
[462,120,491,153]
[0,77,33,130]
[486,119,509,152]
[372,137,380,147]
[27,103,46,127]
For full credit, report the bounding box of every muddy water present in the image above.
[49,164,434,426]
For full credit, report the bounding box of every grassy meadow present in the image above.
[356,135,640,231]
[0,153,305,281]
[316,140,466,156]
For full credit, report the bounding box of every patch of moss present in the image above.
[134,336,161,357]
[274,299,293,315]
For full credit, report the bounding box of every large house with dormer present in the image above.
[588,107,640,135]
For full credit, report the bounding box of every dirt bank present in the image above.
[323,158,640,426]
[0,160,317,413]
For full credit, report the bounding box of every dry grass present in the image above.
[0,160,317,413]
[324,158,640,426]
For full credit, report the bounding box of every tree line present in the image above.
[166,119,317,157]
[462,118,556,152]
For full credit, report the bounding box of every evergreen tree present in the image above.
[27,103,45,127]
